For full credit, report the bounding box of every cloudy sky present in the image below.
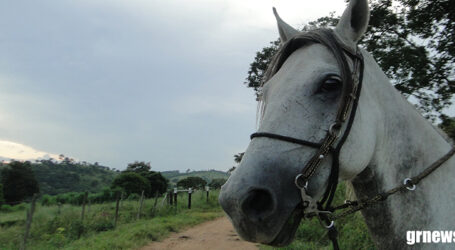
[0,0,352,171]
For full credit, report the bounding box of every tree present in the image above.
[1,161,40,203]
[439,115,455,141]
[245,0,454,120]
[228,166,236,174]
[111,172,151,197]
[228,152,246,174]
[209,178,227,189]
[124,161,168,196]
[146,172,168,196]
[125,161,151,173]
[234,152,244,164]
[0,184,4,205]
[177,177,207,189]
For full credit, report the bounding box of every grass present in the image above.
[1,185,378,250]
[62,210,221,249]
[261,183,377,250]
[0,190,222,250]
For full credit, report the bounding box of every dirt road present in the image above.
[141,216,260,250]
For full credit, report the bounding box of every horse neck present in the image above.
[350,51,455,249]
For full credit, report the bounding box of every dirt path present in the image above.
[141,216,260,250]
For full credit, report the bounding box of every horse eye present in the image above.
[319,76,342,93]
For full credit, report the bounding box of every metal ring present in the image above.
[403,178,416,191]
[328,123,342,137]
[324,220,335,229]
[294,174,308,189]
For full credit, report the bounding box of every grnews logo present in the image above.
[407,231,455,245]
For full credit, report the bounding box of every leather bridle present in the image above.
[252,28,364,220]
[249,29,455,249]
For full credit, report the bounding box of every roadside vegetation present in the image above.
[0,190,222,250]
[261,183,376,250]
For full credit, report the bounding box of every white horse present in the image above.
[219,0,455,249]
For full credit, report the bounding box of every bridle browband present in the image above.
[249,29,455,250]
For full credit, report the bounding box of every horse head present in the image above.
[219,0,379,246]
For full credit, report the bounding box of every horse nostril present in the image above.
[241,189,275,222]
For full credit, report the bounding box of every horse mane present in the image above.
[257,29,355,125]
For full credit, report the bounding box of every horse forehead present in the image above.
[264,44,339,96]
[282,43,339,73]
[259,44,341,133]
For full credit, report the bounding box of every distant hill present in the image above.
[0,159,119,195]
[161,170,229,186]
[0,160,229,195]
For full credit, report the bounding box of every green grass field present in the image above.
[1,184,377,250]
[0,190,222,250]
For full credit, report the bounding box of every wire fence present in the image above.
[2,188,215,250]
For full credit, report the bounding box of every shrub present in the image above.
[111,172,151,197]
[41,194,57,206]
[209,178,226,189]
[127,193,140,200]
[0,204,13,212]
[68,220,85,239]
[91,221,114,232]
[13,203,26,211]
[177,177,207,189]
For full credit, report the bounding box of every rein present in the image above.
[249,29,455,249]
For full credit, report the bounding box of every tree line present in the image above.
[0,159,226,207]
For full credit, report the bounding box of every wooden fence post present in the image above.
[114,192,120,228]
[57,202,62,215]
[206,186,210,203]
[174,188,178,207]
[136,190,145,220]
[21,193,38,250]
[188,188,192,209]
[151,191,159,216]
[120,192,124,208]
[169,191,173,205]
[81,192,88,221]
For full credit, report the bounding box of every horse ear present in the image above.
[335,0,370,47]
[273,7,299,44]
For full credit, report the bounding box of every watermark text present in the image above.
[407,231,455,245]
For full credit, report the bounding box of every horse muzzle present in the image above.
[219,180,303,246]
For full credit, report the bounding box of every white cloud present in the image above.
[0,140,61,161]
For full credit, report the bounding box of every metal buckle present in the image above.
[299,187,317,214]
[403,178,416,191]
[296,176,335,229]
[328,122,342,137]
[294,174,308,189]
[318,216,335,229]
